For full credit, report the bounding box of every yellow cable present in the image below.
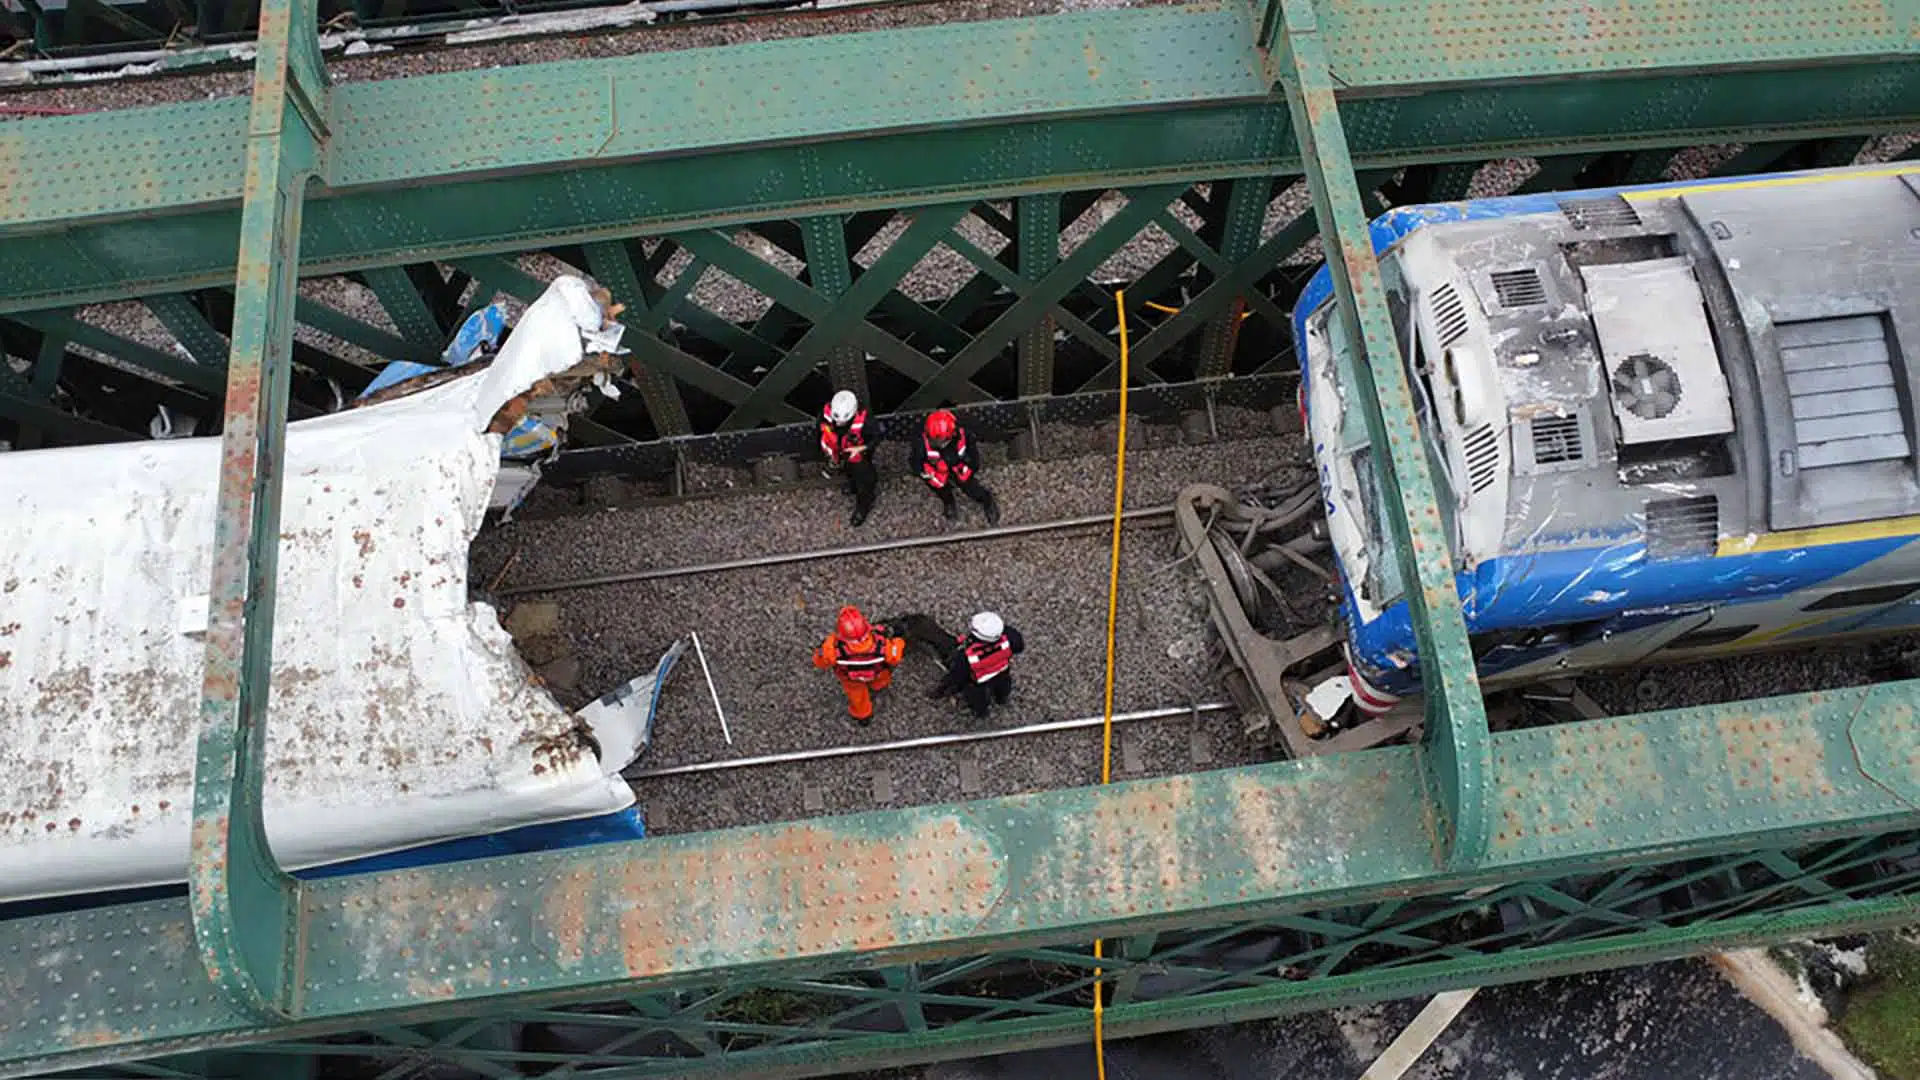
[1092,289,1132,1080]
[1141,298,1251,320]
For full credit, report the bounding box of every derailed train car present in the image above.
[0,276,676,908]
[1298,162,1920,717]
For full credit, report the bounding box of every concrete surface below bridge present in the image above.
[882,959,1844,1080]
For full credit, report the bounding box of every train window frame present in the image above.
[1802,582,1920,612]
[1662,623,1759,651]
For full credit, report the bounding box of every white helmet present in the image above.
[970,611,1004,641]
[828,390,859,425]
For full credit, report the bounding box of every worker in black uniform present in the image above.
[929,611,1024,719]
[820,390,877,526]
[915,409,1000,525]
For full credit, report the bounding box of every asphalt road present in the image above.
[902,959,1826,1080]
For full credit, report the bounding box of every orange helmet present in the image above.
[836,605,870,642]
[925,409,957,442]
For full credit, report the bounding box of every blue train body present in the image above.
[1292,163,1920,706]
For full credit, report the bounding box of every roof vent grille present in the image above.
[1645,495,1719,559]
[1491,268,1548,308]
[1530,414,1584,465]
[1778,314,1911,469]
[1558,195,1642,230]
[1431,283,1469,347]
[1463,422,1501,493]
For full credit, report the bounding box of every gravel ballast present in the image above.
[473,424,1309,831]
[470,408,1920,837]
[474,412,1305,590]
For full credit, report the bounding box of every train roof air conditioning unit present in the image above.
[1578,257,1735,445]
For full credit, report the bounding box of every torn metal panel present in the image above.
[0,276,635,903]
[579,637,686,767]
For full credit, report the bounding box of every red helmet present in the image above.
[925,410,957,442]
[836,605,870,642]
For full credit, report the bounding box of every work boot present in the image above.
[850,504,870,527]
[982,493,1001,526]
[943,499,959,521]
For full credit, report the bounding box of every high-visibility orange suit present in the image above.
[813,605,906,723]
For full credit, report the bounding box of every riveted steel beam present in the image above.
[673,205,993,427]
[144,293,232,370]
[582,240,694,437]
[2,3,1915,310]
[903,185,1187,409]
[7,310,227,397]
[6,680,1920,1076]
[187,0,330,1023]
[1015,195,1061,399]
[1274,0,1491,864]
[1194,178,1270,378]
[799,214,867,402]
[358,265,447,353]
[283,291,424,366]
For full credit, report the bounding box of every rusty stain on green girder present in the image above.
[288,756,1426,1012]
[187,0,330,1024]
[1489,686,1920,862]
[3,0,1920,1076]
[5,676,1920,1075]
[1274,0,1491,864]
[6,67,1919,311]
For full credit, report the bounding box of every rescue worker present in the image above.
[819,390,877,526]
[914,409,1000,525]
[929,611,1024,720]
[812,605,907,725]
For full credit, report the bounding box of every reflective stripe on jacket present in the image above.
[963,635,1012,683]
[921,430,972,488]
[820,406,869,464]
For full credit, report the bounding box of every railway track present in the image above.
[476,425,1306,832]
[629,702,1242,834]
[497,506,1178,596]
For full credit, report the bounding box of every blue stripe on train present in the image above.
[0,807,646,921]
[293,806,647,880]
[1348,535,1917,695]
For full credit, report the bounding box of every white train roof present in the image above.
[0,276,639,902]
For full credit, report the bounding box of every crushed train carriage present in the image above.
[0,276,680,906]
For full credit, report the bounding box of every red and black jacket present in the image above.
[820,404,870,466]
[937,625,1025,692]
[918,427,980,489]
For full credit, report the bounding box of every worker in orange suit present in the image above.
[813,605,907,725]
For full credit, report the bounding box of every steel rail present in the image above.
[498,505,1177,596]
[625,702,1234,778]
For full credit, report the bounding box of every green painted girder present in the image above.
[3,2,1917,311]
[83,832,1920,1079]
[3,687,1918,1075]
[1276,0,1490,860]
[186,0,329,1027]
[1014,195,1060,398]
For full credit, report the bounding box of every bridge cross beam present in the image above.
[188,0,332,1023]
[1271,0,1492,866]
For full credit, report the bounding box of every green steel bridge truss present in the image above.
[2,0,1920,1076]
